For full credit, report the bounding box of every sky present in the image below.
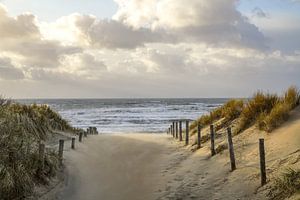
[0,0,300,98]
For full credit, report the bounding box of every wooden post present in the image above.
[94,127,98,134]
[227,127,236,171]
[58,139,64,166]
[185,121,189,145]
[175,121,178,139]
[172,122,175,138]
[259,139,267,186]
[84,131,87,137]
[38,142,45,174]
[79,131,83,142]
[197,123,201,149]
[210,124,216,156]
[179,121,183,141]
[71,137,76,149]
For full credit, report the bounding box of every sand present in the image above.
[49,108,300,200]
[56,134,176,200]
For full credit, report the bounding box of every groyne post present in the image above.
[58,139,64,166]
[185,120,189,145]
[197,123,201,149]
[259,139,267,186]
[71,137,76,149]
[38,142,45,174]
[179,121,183,141]
[227,127,236,171]
[79,131,83,142]
[210,124,216,156]
[84,130,87,137]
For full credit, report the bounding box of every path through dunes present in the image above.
[58,134,176,200]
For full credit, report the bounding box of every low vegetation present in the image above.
[190,99,244,133]
[268,168,300,200]
[0,97,74,199]
[190,86,300,135]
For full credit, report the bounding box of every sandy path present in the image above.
[58,134,174,200]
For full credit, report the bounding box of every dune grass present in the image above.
[0,98,74,199]
[190,99,244,134]
[190,86,299,136]
[268,168,300,200]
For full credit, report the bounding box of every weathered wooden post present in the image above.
[84,130,87,137]
[71,137,76,149]
[197,123,201,149]
[175,121,178,139]
[38,142,45,174]
[210,124,216,156]
[227,127,236,171]
[58,139,64,166]
[79,131,83,142]
[259,139,267,186]
[185,120,189,145]
[179,121,183,141]
[172,122,175,138]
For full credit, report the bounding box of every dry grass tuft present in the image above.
[268,168,300,200]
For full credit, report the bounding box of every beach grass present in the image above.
[190,86,300,135]
[0,98,75,200]
[268,168,300,200]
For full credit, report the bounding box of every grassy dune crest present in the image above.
[0,98,74,199]
[190,86,300,135]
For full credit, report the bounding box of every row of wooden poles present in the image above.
[37,127,99,173]
[167,121,267,186]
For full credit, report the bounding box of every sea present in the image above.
[16,99,228,134]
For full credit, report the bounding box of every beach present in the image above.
[57,134,176,200]
[49,107,300,200]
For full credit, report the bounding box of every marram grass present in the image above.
[190,86,300,135]
[0,98,74,199]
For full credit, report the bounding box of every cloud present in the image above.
[0,4,82,69]
[74,15,173,49]
[0,57,24,80]
[113,0,268,50]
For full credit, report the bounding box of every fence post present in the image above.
[58,139,64,166]
[38,142,45,174]
[179,121,183,141]
[197,123,201,149]
[79,131,83,142]
[227,127,236,171]
[175,121,178,139]
[185,120,189,145]
[172,122,175,138]
[71,137,76,149]
[259,139,267,186]
[210,124,216,156]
